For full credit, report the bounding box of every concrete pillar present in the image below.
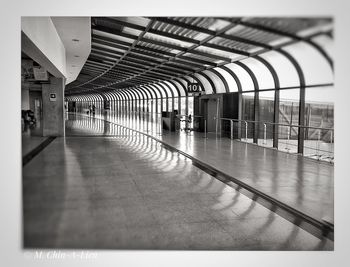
[42,77,65,136]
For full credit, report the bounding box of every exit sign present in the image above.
[187,83,201,93]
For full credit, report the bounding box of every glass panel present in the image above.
[144,32,193,48]
[183,53,222,64]
[214,67,238,92]
[163,81,179,97]
[282,41,333,85]
[122,26,143,36]
[240,58,274,90]
[194,46,243,61]
[278,89,300,153]
[304,86,334,161]
[194,73,214,94]
[150,84,164,98]
[90,52,117,62]
[257,91,275,147]
[112,17,151,27]
[241,92,255,143]
[297,22,332,37]
[311,35,334,61]
[157,99,161,114]
[152,21,210,41]
[208,37,261,53]
[93,30,134,44]
[188,96,194,128]
[202,70,226,94]
[180,96,186,115]
[225,63,254,91]
[174,97,179,113]
[157,84,173,112]
[168,98,173,112]
[207,19,231,31]
[170,80,186,96]
[259,51,299,88]
[225,24,292,46]
[162,99,167,112]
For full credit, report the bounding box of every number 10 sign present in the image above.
[187,83,201,93]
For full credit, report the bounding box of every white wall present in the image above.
[21,17,66,78]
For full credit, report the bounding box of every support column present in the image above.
[42,77,65,136]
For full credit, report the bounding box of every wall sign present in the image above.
[187,83,201,93]
[49,93,57,102]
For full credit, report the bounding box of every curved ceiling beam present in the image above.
[172,78,188,96]
[219,65,242,92]
[206,68,229,93]
[197,72,217,94]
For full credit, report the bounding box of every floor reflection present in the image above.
[22,113,333,250]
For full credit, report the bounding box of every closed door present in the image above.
[206,99,218,132]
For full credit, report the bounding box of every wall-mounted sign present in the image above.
[49,93,57,102]
[187,83,201,93]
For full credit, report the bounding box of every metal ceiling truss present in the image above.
[67,16,333,100]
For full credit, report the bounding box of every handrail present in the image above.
[219,117,333,131]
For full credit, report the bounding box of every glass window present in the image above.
[194,46,243,61]
[259,51,299,88]
[278,89,300,153]
[311,35,334,62]
[240,58,274,90]
[241,92,255,121]
[304,86,334,131]
[113,17,151,27]
[163,81,180,97]
[173,97,179,113]
[144,32,193,48]
[304,86,334,160]
[214,67,238,92]
[224,63,254,91]
[241,92,255,143]
[94,43,126,54]
[257,91,275,147]
[208,36,261,53]
[282,41,333,85]
[194,73,214,94]
[180,96,186,115]
[170,79,186,96]
[202,70,226,93]
[188,96,194,128]
[93,30,134,44]
[122,26,143,36]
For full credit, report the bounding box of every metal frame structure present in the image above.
[65,16,334,156]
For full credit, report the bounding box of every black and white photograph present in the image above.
[1,0,350,266]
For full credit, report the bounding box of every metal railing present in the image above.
[218,118,334,163]
[70,107,334,163]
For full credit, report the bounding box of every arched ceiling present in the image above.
[65,16,332,96]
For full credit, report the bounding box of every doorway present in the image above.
[203,98,219,133]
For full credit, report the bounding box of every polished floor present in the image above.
[67,112,334,223]
[22,123,46,156]
[22,114,333,250]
